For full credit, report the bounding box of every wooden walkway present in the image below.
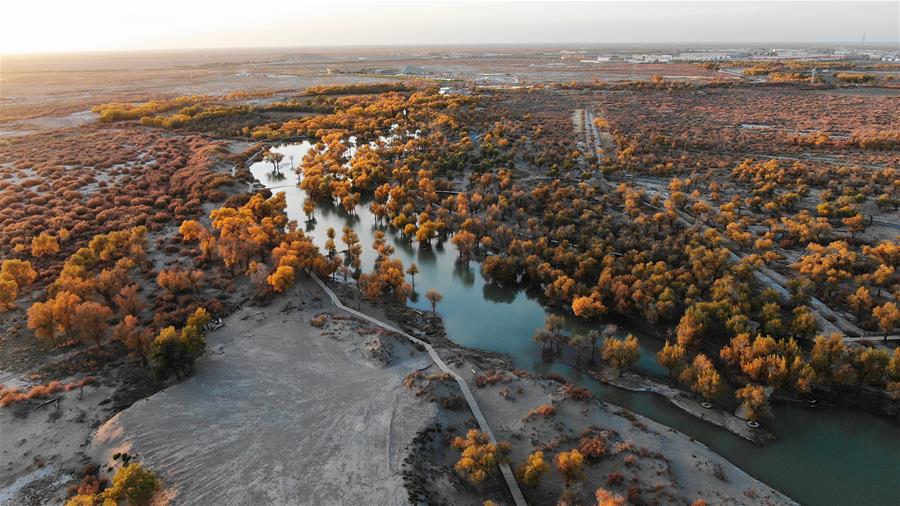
[311,274,528,506]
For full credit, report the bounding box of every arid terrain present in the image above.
[1,45,898,505]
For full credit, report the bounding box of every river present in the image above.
[250,142,900,505]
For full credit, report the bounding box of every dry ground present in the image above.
[88,279,442,505]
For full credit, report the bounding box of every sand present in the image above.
[89,280,440,505]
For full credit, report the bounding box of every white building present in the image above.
[673,52,732,62]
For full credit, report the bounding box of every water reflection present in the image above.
[482,282,518,304]
[452,261,476,287]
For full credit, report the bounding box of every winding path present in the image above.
[310,274,528,506]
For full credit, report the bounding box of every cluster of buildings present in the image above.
[564,47,900,64]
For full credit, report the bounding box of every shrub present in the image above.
[474,370,511,388]
[102,463,159,506]
[517,450,550,487]
[524,403,556,420]
[561,383,591,401]
[606,471,624,486]
[578,435,607,461]
[310,314,328,327]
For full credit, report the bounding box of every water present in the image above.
[250,143,900,505]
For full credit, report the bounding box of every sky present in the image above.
[1,1,898,54]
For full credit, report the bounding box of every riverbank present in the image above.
[584,367,774,445]
[23,277,791,505]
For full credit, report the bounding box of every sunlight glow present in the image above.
[2,1,898,54]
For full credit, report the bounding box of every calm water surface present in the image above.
[251,143,900,505]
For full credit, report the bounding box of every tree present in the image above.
[0,277,17,310]
[157,269,201,298]
[26,299,57,341]
[544,314,566,353]
[450,429,510,486]
[518,450,550,487]
[179,220,216,263]
[586,329,601,365]
[263,149,284,174]
[102,463,159,506]
[810,333,856,385]
[533,328,552,355]
[675,308,703,349]
[842,213,865,238]
[789,306,817,339]
[425,289,443,315]
[680,354,722,402]
[569,332,590,365]
[113,315,152,363]
[72,301,113,349]
[267,265,296,293]
[1,259,37,287]
[554,449,584,486]
[871,264,894,296]
[303,198,316,221]
[657,340,685,378]
[572,293,606,320]
[888,348,900,381]
[848,286,873,323]
[113,284,144,316]
[6,255,37,300]
[27,291,82,343]
[601,334,639,375]
[873,302,899,342]
[735,384,767,421]
[181,307,210,358]
[858,348,890,385]
[452,230,477,262]
[406,263,419,289]
[31,232,60,258]
[247,261,270,296]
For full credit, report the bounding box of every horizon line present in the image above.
[5,40,900,58]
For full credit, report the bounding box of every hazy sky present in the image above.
[2,1,898,54]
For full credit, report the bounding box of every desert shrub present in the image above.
[403,370,422,389]
[474,370,511,388]
[578,434,607,461]
[561,383,591,401]
[606,471,624,486]
[525,403,556,420]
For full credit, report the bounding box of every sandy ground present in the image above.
[384,305,796,506]
[88,280,442,505]
[457,369,796,506]
[0,382,116,504]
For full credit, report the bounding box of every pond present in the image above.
[250,143,900,505]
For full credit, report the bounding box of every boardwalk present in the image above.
[310,274,528,506]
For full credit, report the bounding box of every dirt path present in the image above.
[311,274,528,506]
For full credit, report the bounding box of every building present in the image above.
[673,52,732,62]
[560,50,587,60]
